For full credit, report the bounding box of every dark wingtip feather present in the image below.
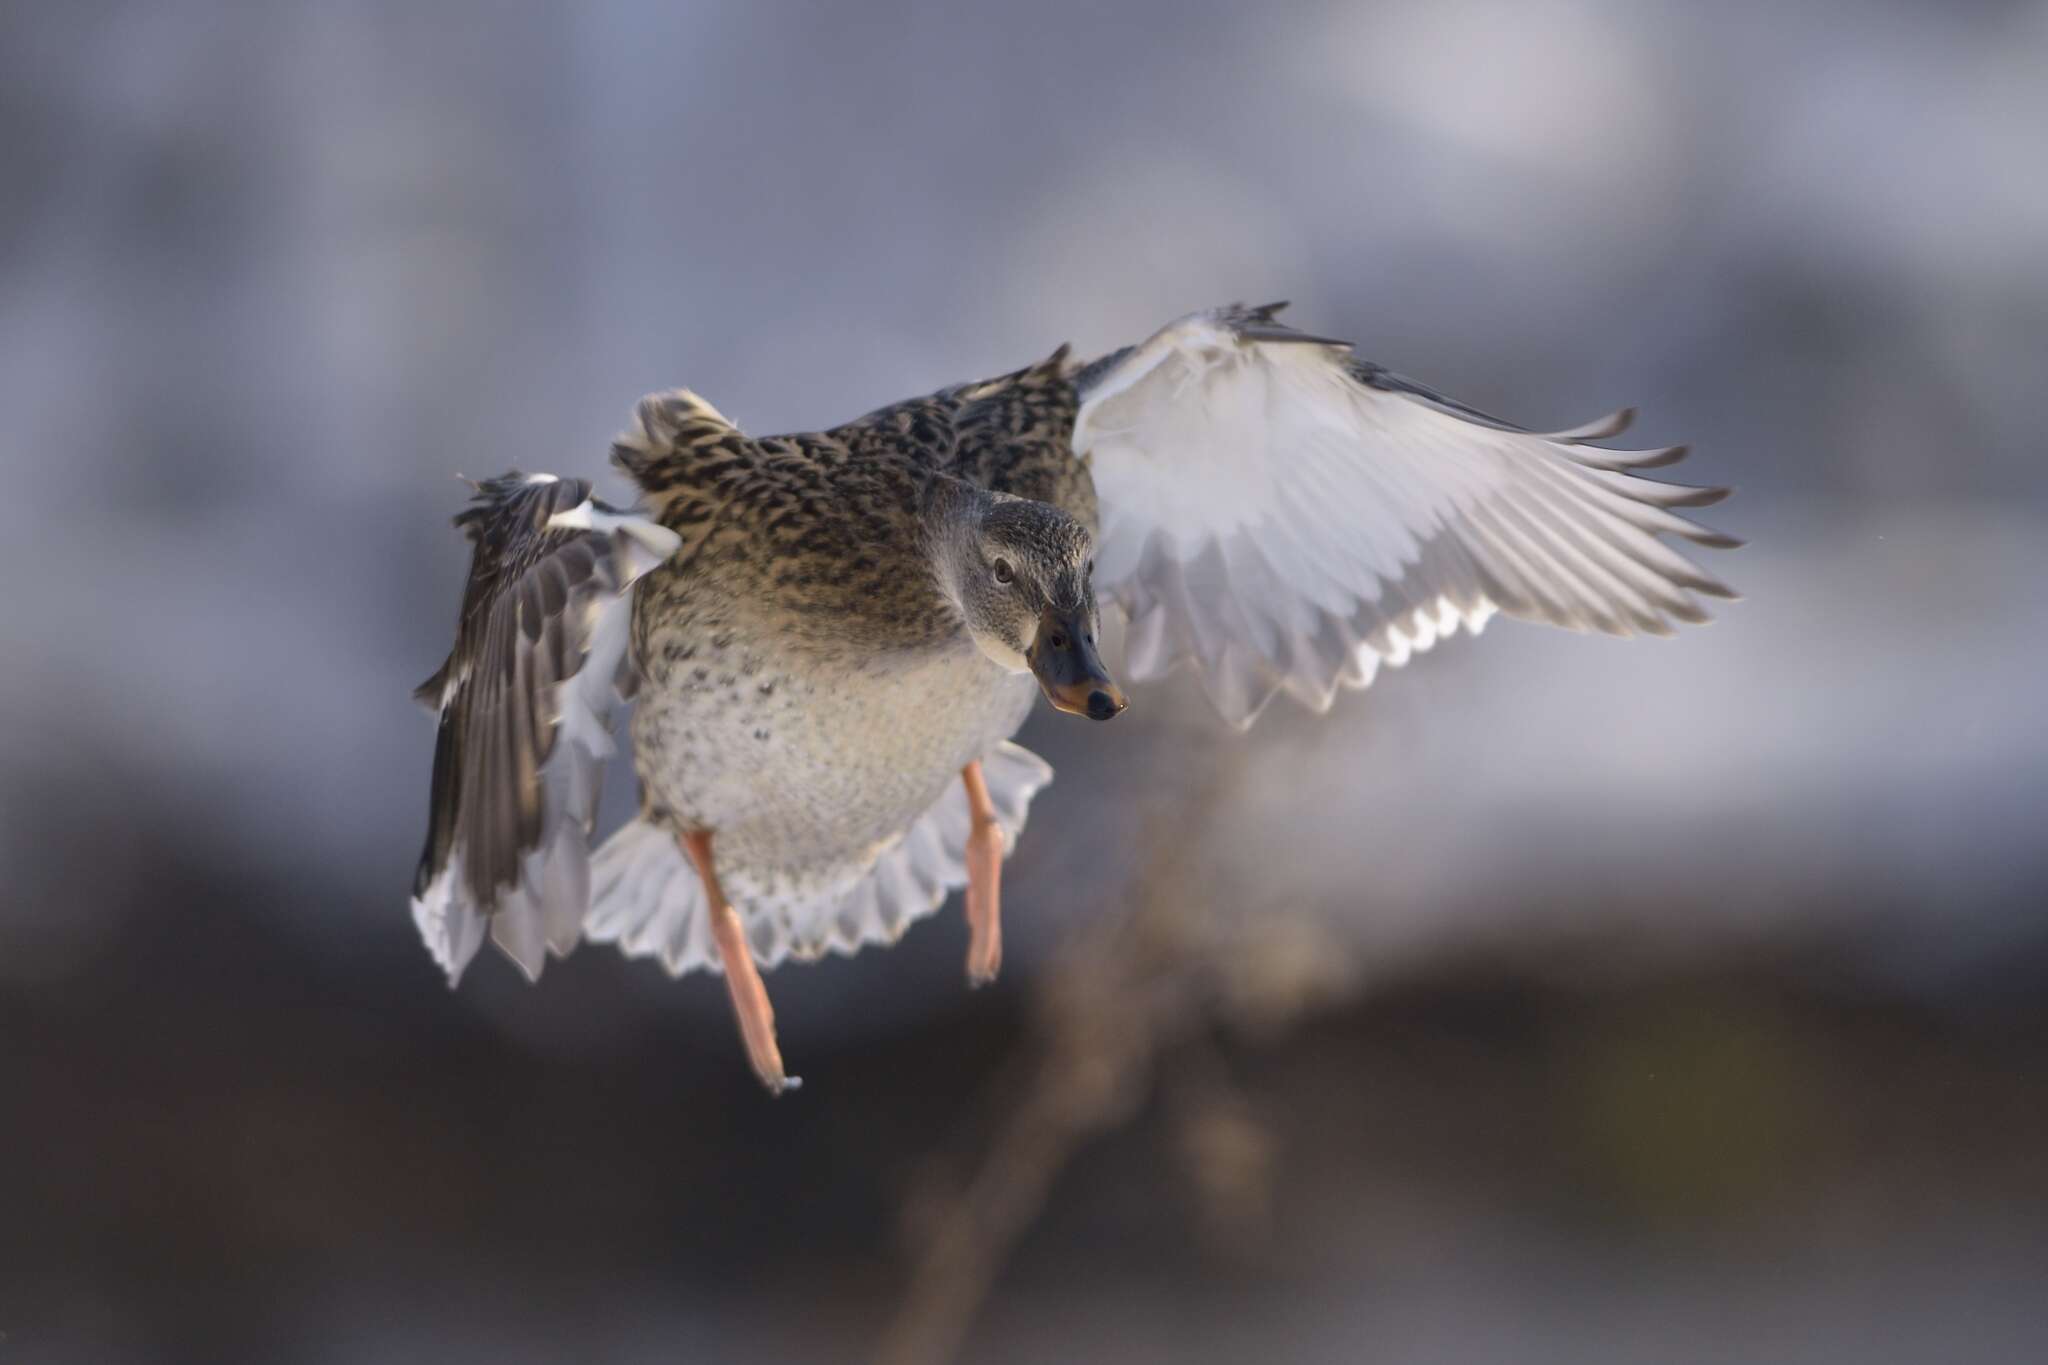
[1554,407,1638,441]
[1634,443,1690,469]
[1690,573,1741,598]
[1660,483,1734,509]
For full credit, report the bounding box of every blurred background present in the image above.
[4,1,2046,1360]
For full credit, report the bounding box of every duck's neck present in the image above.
[920,475,994,616]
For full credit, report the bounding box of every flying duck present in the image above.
[410,303,1737,1092]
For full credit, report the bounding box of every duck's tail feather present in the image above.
[584,741,1054,976]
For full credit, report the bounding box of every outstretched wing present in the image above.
[411,474,679,984]
[1073,304,1739,727]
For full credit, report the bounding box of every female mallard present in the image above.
[410,303,1737,1092]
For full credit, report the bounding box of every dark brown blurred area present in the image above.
[6,825,2046,1362]
[5,1,2048,1361]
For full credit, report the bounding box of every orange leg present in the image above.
[682,831,798,1095]
[961,760,1005,987]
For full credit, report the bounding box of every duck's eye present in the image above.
[992,558,1014,585]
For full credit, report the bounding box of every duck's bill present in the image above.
[1028,608,1127,722]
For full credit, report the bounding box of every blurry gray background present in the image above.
[3,1,2045,1362]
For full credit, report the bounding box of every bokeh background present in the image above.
[4,1,2046,1361]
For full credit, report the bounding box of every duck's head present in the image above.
[942,494,1126,722]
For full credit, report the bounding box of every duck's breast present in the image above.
[631,625,1038,894]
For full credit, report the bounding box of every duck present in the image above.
[409,302,1738,1092]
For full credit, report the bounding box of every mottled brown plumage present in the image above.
[617,347,1092,658]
